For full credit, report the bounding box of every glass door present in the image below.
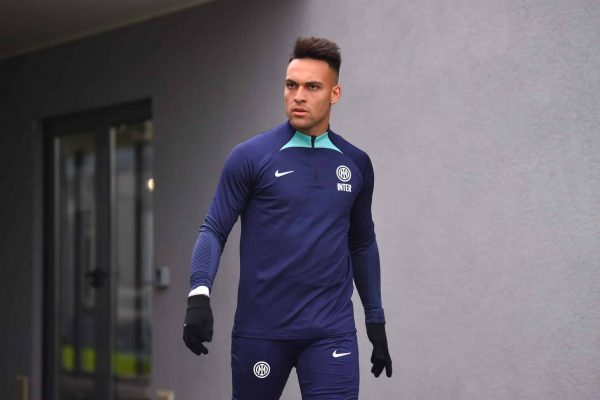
[44,100,153,400]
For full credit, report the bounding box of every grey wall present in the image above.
[1,0,599,399]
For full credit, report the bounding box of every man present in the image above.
[183,37,392,399]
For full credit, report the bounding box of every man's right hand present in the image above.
[183,295,213,355]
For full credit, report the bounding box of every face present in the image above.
[284,58,341,136]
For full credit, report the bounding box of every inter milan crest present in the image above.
[336,165,352,192]
[253,361,270,378]
[336,165,351,182]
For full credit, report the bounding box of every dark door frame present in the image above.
[43,99,152,400]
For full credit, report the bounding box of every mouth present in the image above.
[291,108,308,116]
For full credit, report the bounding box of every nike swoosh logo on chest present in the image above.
[275,170,294,177]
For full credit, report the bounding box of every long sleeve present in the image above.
[189,144,254,291]
[348,154,386,324]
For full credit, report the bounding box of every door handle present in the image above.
[85,269,107,288]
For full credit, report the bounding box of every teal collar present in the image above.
[280,130,342,153]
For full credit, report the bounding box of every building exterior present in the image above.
[1,0,599,399]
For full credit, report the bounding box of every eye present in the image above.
[308,84,320,90]
[286,82,296,89]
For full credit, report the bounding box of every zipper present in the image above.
[311,135,317,182]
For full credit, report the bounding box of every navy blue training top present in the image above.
[191,121,385,339]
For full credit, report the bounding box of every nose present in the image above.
[294,86,306,103]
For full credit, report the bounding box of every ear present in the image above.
[330,84,342,105]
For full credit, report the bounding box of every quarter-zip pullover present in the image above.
[190,121,385,339]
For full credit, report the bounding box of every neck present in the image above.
[290,122,330,137]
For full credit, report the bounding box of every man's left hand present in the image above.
[366,323,392,377]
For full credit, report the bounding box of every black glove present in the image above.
[366,323,392,377]
[183,295,213,355]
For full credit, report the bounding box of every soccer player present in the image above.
[183,37,392,399]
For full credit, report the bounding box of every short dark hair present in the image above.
[289,37,341,76]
